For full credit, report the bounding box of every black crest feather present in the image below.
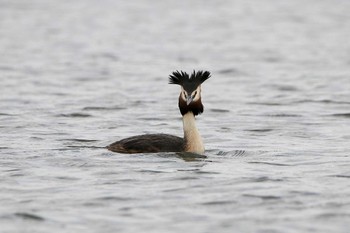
[169,70,189,85]
[169,70,211,92]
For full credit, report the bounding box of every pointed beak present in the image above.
[186,95,194,105]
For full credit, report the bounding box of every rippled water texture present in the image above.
[1,0,350,232]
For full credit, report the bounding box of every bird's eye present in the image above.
[194,91,197,96]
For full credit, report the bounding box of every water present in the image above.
[1,0,350,232]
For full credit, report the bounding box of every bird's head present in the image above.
[169,70,211,116]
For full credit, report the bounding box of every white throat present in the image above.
[182,112,205,154]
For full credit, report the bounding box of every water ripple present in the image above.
[14,213,45,221]
[57,113,92,118]
[83,106,126,111]
[248,161,292,166]
[330,113,350,118]
[243,194,282,201]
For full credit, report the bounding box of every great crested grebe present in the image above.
[107,70,211,154]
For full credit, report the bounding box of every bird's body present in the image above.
[107,70,211,154]
[107,134,184,153]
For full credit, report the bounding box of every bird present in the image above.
[107,70,211,154]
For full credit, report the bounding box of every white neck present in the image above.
[182,112,205,154]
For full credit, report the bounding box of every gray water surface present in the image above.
[1,0,350,232]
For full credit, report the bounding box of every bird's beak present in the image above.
[186,95,194,105]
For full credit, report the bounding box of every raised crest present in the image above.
[169,70,211,92]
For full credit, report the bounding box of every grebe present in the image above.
[107,70,211,154]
